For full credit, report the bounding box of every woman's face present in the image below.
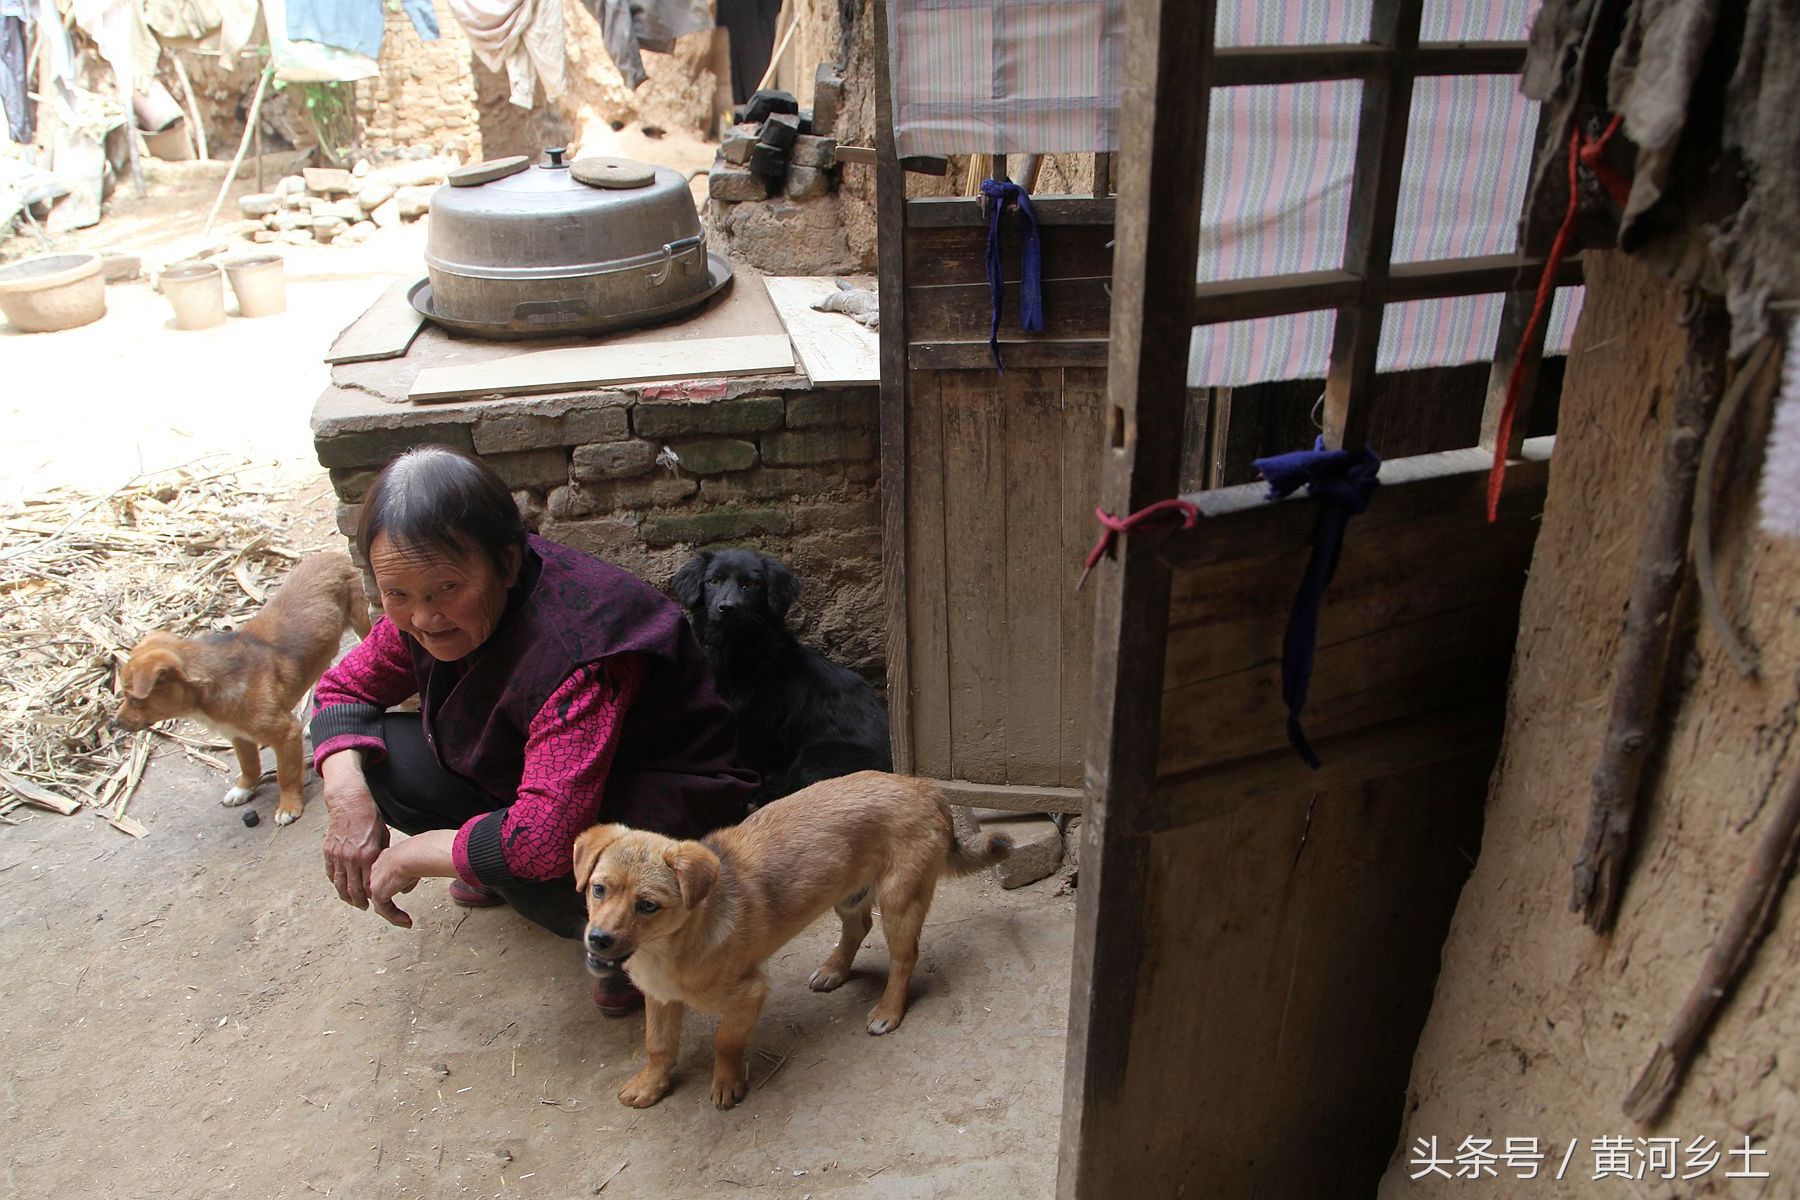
[368,533,520,662]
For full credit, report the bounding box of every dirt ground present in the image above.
[2,154,1076,1199]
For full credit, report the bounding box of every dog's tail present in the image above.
[945,830,1013,877]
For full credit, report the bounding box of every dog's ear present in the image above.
[662,841,720,909]
[123,647,185,700]
[670,552,711,612]
[763,557,802,621]
[572,823,631,890]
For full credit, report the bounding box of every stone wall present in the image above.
[355,0,480,161]
[316,380,885,678]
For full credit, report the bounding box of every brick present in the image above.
[547,476,697,518]
[789,499,879,533]
[701,464,869,503]
[784,165,829,200]
[708,163,767,203]
[639,506,791,547]
[633,395,784,437]
[669,438,757,475]
[785,391,878,429]
[812,65,844,136]
[974,813,1063,889]
[485,447,568,488]
[314,422,473,469]
[329,467,381,502]
[334,502,362,538]
[571,439,659,481]
[791,135,837,169]
[473,407,628,453]
[539,515,641,560]
[762,427,877,467]
[512,489,545,532]
[639,381,731,402]
[722,125,758,165]
[304,167,354,194]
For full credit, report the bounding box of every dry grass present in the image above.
[0,457,331,834]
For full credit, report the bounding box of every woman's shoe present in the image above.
[448,879,506,907]
[592,973,644,1017]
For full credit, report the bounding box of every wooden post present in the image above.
[202,64,274,238]
[171,52,210,160]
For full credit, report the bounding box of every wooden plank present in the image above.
[904,371,953,778]
[905,276,1113,344]
[1138,700,1503,834]
[1388,252,1584,303]
[907,196,1117,229]
[910,340,1111,370]
[1321,0,1424,452]
[874,0,914,775]
[761,276,880,386]
[1003,370,1066,785]
[408,334,795,402]
[1058,0,1216,1195]
[1156,592,1521,777]
[940,372,1010,785]
[833,145,952,175]
[1060,369,1107,789]
[324,279,427,365]
[1191,255,1585,327]
[1211,40,1525,87]
[937,779,1085,815]
[904,224,1116,288]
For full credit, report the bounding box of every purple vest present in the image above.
[410,535,755,838]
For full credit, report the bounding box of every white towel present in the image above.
[1759,317,1800,538]
[446,0,567,108]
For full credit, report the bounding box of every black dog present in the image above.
[672,548,892,805]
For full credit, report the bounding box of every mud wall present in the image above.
[1380,251,1800,1195]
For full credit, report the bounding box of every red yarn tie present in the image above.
[1077,497,1201,590]
[1487,113,1627,522]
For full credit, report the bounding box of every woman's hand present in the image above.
[321,752,387,912]
[369,830,460,929]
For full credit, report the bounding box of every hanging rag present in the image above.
[584,0,710,90]
[0,9,31,144]
[447,0,567,108]
[283,0,440,62]
[716,0,778,104]
[264,0,379,81]
[1251,437,1382,768]
[978,178,1044,372]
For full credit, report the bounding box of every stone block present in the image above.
[668,438,757,475]
[699,464,866,503]
[975,813,1062,889]
[313,422,474,470]
[334,502,362,538]
[277,174,308,196]
[281,230,316,245]
[357,181,396,212]
[345,222,378,244]
[571,439,659,481]
[722,124,759,165]
[709,163,767,203]
[238,192,280,217]
[784,165,829,200]
[640,506,791,548]
[791,135,836,169]
[270,210,312,231]
[762,427,877,467]
[539,515,641,560]
[321,198,363,222]
[473,406,628,453]
[633,395,785,437]
[512,489,545,531]
[789,498,879,533]
[485,447,569,488]
[311,216,349,242]
[250,229,277,244]
[785,391,878,429]
[396,186,434,218]
[371,198,402,229]
[304,167,354,195]
[812,65,844,136]
[329,466,381,502]
[548,475,697,518]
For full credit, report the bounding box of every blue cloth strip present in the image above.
[978,178,1043,372]
[1252,436,1382,768]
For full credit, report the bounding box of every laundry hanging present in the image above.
[285,0,441,62]
[584,0,709,90]
[446,0,566,108]
[0,0,31,144]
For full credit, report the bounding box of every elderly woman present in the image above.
[311,446,755,1014]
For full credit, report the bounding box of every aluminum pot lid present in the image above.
[425,147,704,279]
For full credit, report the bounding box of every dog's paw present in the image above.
[866,1007,905,1036]
[274,802,303,826]
[808,965,848,992]
[220,786,256,807]
[710,1067,749,1110]
[618,1069,670,1109]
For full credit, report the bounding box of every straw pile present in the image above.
[0,459,326,836]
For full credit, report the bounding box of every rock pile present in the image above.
[236,159,452,246]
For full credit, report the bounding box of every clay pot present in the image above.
[0,252,107,333]
[224,254,286,318]
[160,261,226,330]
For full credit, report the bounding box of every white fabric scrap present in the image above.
[447,0,567,108]
[1759,317,1800,538]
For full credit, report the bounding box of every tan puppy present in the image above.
[573,771,1012,1110]
[114,552,370,825]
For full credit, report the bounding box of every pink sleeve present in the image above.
[451,655,645,886]
[310,617,418,765]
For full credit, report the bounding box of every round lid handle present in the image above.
[543,147,567,168]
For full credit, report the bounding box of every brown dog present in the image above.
[572,771,1012,1110]
[114,552,370,825]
